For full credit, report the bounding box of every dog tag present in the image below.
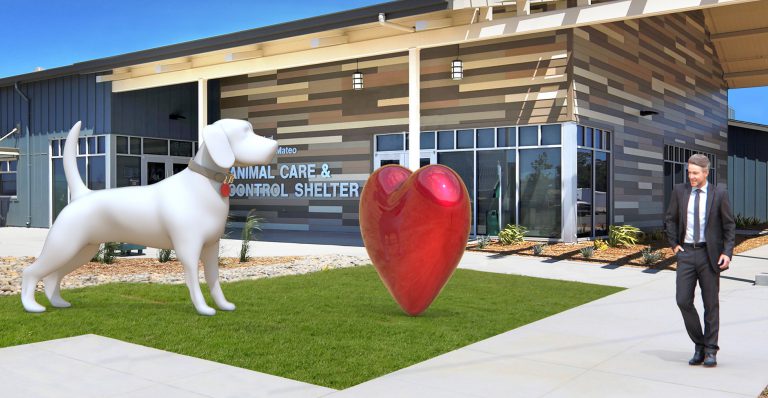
[220,183,231,197]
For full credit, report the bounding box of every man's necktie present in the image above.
[694,189,701,244]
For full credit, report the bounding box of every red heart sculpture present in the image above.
[360,164,471,316]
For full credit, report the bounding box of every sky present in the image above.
[1,0,766,125]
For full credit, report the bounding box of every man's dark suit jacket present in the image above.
[665,183,736,273]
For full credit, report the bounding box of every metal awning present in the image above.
[0,147,20,157]
[705,2,768,88]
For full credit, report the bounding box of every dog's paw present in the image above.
[217,301,236,311]
[23,301,47,313]
[49,298,72,308]
[196,306,217,316]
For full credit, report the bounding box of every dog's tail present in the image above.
[63,121,91,201]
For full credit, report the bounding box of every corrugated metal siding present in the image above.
[111,83,198,140]
[728,125,768,221]
[0,74,111,227]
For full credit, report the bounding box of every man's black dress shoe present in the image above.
[703,352,717,367]
[688,349,705,365]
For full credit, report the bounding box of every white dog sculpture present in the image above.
[21,119,277,315]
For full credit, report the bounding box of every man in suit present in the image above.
[665,154,735,368]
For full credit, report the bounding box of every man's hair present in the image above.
[688,154,710,170]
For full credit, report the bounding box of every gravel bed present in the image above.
[0,254,371,296]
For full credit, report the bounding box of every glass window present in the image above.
[664,162,674,213]
[497,127,515,147]
[8,160,17,172]
[51,140,60,157]
[97,136,106,154]
[77,157,86,184]
[0,174,16,196]
[143,138,168,155]
[52,158,67,222]
[405,134,409,150]
[457,129,474,149]
[116,136,128,154]
[585,128,593,148]
[541,124,561,145]
[130,137,141,155]
[88,137,97,154]
[116,156,142,187]
[438,130,454,150]
[87,156,106,190]
[78,138,87,155]
[519,126,538,146]
[376,134,403,151]
[420,132,435,150]
[577,126,584,147]
[476,128,494,148]
[604,131,611,150]
[476,150,516,235]
[577,149,593,238]
[594,152,609,236]
[59,140,66,156]
[438,151,475,234]
[170,141,193,157]
[594,129,603,150]
[519,148,561,238]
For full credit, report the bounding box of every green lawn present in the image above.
[0,266,622,389]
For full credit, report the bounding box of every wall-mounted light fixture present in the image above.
[169,112,187,120]
[451,45,463,81]
[353,59,364,90]
[639,110,659,116]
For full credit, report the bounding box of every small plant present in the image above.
[641,247,665,265]
[593,239,609,251]
[532,243,547,255]
[498,224,527,245]
[579,246,594,258]
[158,249,175,263]
[735,214,764,229]
[477,236,492,249]
[608,225,641,247]
[91,242,120,264]
[240,211,262,263]
[649,229,666,242]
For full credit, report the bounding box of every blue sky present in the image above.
[1,0,765,125]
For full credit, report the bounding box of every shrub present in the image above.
[91,242,120,264]
[735,214,763,229]
[532,244,547,255]
[498,224,527,245]
[158,249,174,263]
[477,236,491,249]
[593,239,608,251]
[649,229,666,242]
[240,211,262,263]
[579,246,594,258]
[641,247,665,265]
[608,225,641,247]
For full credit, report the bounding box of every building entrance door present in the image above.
[142,156,190,185]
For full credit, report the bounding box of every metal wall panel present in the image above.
[0,74,111,227]
[728,124,768,221]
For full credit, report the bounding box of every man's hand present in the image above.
[718,254,731,270]
[674,245,684,254]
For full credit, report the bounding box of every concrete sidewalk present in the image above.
[1,227,766,397]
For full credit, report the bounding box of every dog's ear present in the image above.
[203,124,235,168]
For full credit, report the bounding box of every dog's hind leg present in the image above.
[174,240,216,316]
[43,244,99,308]
[202,240,235,311]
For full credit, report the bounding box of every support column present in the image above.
[198,78,208,143]
[408,48,420,171]
[561,122,578,243]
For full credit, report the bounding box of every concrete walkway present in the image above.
[1,227,767,397]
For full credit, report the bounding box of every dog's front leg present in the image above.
[202,240,235,311]
[175,241,216,316]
